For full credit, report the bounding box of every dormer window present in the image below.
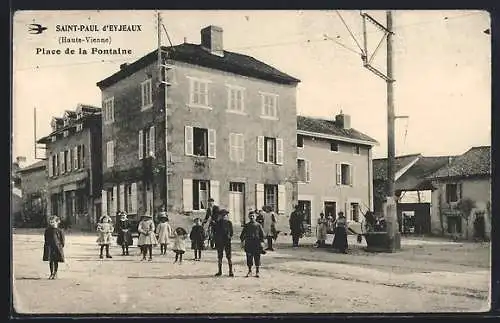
[63,130,69,138]
[63,118,69,126]
[51,136,56,142]
[76,124,83,132]
[76,113,83,120]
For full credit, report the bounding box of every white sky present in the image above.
[12,10,491,165]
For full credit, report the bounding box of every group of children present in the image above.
[96,211,207,264]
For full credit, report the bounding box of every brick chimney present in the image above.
[201,25,224,57]
[335,112,351,129]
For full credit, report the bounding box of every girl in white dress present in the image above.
[155,211,172,255]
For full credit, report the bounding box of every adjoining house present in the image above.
[11,159,23,223]
[427,146,491,240]
[373,154,450,235]
[296,113,378,232]
[16,160,48,227]
[96,25,300,230]
[37,104,102,230]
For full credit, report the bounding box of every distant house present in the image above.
[16,160,47,227]
[427,146,491,240]
[296,113,378,231]
[373,154,450,235]
[37,104,102,230]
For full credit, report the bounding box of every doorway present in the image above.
[324,201,337,220]
[229,182,245,225]
[298,200,312,228]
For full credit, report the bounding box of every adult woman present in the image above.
[332,211,348,253]
[316,212,328,248]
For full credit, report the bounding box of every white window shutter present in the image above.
[131,182,137,213]
[48,156,53,177]
[138,130,144,160]
[229,133,234,161]
[336,163,341,185]
[119,185,125,211]
[350,165,354,186]
[185,126,193,156]
[208,128,216,158]
[68,149,73,172]
[101,190,108,217]
[60,152,65,173]
[306,160,311,183]
[112,186,117,216]
[278,184,286,214]
[149,126,155,157]
[239,134,245,162]
[210,180,220,205]
[276,138,283,165]
[73,147,78,170]
[183,179,193,211]
[255,183,264,210]
[257,136,264,163]
[345,203,350,220]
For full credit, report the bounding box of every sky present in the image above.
[12,10,491,166]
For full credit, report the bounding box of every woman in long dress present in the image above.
[332,212,348,253]
[316,212,328,248]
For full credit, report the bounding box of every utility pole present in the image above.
[386,10,395,199]
[157,11,172,212]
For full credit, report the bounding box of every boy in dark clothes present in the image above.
[43,216,65,279]
[190,218,206,261]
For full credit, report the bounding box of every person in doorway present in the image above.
[190,217,206,261]
[172,227,188,264]
[43,216,65,279]
[116,212,133,256]
[96,215,114,259]
[316,212,328,248]
[137,214,157,261]
[240,211,265,278]
[261,205,277,251]
[203,198,219,249]
[213,209,234,277]
[289,205,304,248]
[155,211,172,255]
[332,211,348,253]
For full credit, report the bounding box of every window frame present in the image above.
[226,85,246,114]
[260,92,279,120]
[106,141,114,168]
[188,77,212,109]
[141,78,153,110]
[193,179,211,211]
[446,183,459,203]
[103,97,114,124]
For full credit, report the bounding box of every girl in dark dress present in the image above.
[332,212,348,253]
[116,212,133,256]
[43,216,65,279]
[190,218,205,261]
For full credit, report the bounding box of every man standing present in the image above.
[289,205,304,248]
[240,211,265,278]
[261,205,277,251]
[203,198,219,249]
[213,209,234,277]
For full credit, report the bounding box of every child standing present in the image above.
[96,215,114,259]
[155,211,172,255]
[43,216,65,279]
[189,218,205,261]
[173,227,187,264]
[116,212,133,256]
[137,214,157,261]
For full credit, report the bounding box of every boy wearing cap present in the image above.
[240,211,265,278]
[203,198,219,250]
[213,209,234,277]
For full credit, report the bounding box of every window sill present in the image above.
[141,104,153,111]
[187,104,212,110]
[104,121,114,125]
[260,115,279,121]
[226,110,247,116]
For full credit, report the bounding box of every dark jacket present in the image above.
[190,224,205,242]
[204,205,220,223]
[43,227,65,262]
[240,221,265,254]
[289,210,304,235]
[117,220,133,246]
[213,218,233,247]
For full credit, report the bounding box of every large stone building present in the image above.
[96,25,300,230]
[296,114,378,232]
[37,104,102,230]
[16,160,47,226]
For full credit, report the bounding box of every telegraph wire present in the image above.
[335,10,364,54]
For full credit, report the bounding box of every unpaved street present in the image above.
[12,231,490,314]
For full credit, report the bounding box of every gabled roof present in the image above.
[17,160,46,173]
[97,43,300,89]
[373,154,421,181]
[428,146,491,179]
[297,115,378,145]
[396,156,451,191]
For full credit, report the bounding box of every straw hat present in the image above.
[159,211,168,218]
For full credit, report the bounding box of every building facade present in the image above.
[16,160,47,226]
[296,114,378,232]
[37,104,102,230]
[428,146,491,240]
[97,25,300,230]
